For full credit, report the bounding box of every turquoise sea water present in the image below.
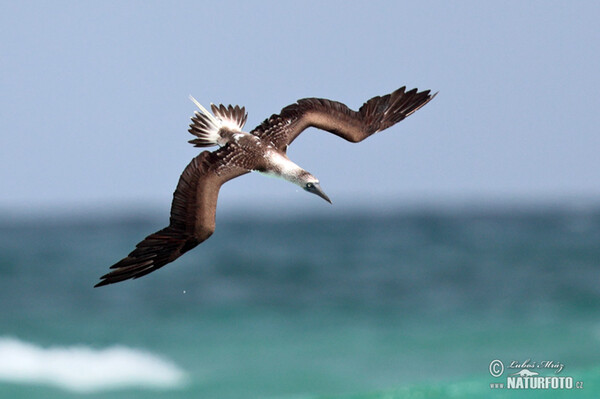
[1,205,599,398]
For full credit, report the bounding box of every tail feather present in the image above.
[187,96,248,148]
[210,104,247,131]
[95,227,199,287]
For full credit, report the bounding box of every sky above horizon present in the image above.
[2,1,599,214]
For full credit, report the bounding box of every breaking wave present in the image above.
[0,337,187,392]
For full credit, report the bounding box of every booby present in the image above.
[95,86,436,287]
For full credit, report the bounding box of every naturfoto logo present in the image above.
[488,359,583,390]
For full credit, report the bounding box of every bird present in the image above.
[95,86,436,287]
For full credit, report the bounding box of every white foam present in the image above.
[0,337,187,392]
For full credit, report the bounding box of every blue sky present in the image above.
[2,1,599,214]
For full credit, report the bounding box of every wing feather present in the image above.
[250,86,436,151]
[95,149,248,287]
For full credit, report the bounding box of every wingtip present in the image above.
[94,279,108,288]
[94,269,123,287]
[94,271,115,287]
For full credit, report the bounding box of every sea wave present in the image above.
[0,337,187,392]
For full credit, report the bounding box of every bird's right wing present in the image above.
[95,147,248,287]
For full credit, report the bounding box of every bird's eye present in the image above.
[306,183,313,188]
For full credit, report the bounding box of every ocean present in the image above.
[0,205,599,398]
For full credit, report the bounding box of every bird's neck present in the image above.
[258,149,307,187]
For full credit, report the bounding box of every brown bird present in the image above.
[95,86,436,287]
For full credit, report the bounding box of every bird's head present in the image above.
[300,173,331,204]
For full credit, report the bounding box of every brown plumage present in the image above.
[95,149,247,287]
[95,86,436,287]
[251,86,436,150]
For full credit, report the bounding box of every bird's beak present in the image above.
[306,183,332,204]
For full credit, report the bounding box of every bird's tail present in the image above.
[187,96,247,147]
[94,227,199,287]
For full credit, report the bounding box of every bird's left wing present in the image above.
[95,147,248,287]
[250,86,436,151]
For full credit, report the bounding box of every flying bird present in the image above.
[95,86,436,287]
